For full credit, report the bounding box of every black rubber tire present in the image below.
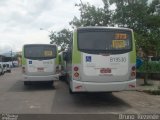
[48,81,54,87]
[24,81,30,85]
[69,84,76,94]
[69,87,74,94]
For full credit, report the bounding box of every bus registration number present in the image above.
[110,57,126,63]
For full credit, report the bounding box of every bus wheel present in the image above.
[48,81,54,86]
[24,81,30,85]
[69,88,73,94]
[69,88,75,94]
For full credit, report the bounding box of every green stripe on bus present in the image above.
[56,47,59,65]
[72,31,81,64]
[130,31,136,63]
[22,46,26,65]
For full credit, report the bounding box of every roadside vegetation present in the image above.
[49,0,160,86]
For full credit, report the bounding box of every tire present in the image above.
[48,81,54,86]
[24,81,30,85]
[69,84,76,94]
[69,87,74,94]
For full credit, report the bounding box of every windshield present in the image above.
[24,45,57,60]
[78,29,132,54]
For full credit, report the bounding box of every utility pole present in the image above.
[10,50,13,67]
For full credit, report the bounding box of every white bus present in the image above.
[22,44,59,85]
[64,27,136,93]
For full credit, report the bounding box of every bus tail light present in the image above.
[131,72,136,77]
[73,66,80,80]
[132,66,136,71]
[56,66,59,73]
[130,66,136,79]
[22,67,25,73]
[74,72,79,77]
[74,66,79,71]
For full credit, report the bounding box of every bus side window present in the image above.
[63,52,68,61]
[65,33,73,62]
[59,55,61,64]
[66,50,71,62]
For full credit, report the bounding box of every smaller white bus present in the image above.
[22,44,59,85]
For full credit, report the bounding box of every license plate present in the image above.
[37,67,44,71]
[112,40,125,48]
[100,68,111,73]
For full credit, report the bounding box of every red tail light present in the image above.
[131,72,136,77]
[73,66,80,80]
[74,72,79,77]
[74,66,79,71]
[22,67,25,73]
[132,66,136,71]
[56,66,59,73]
[131,66,136,79]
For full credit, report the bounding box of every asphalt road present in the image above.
[0,67,160,114]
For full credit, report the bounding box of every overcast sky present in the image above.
[0,0,105,54]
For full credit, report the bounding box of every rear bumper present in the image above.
[23,74,59,81]
[71,79,136,92]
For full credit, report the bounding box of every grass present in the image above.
[140,83,153,86]
[144,89,160,95]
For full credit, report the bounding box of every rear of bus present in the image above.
[22,44,59,84]
[70,27,136,92]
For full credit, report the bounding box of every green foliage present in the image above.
[110,0,148,29]
[70,1,111,27]
[49,29,72,51]
[144,89,160,95]
[109,0,160,57]
[49,0,160,60]
[138,61,160,73]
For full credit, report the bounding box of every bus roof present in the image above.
[23,44,56,48]
[75,26,133,31]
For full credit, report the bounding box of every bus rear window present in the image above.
[78,29,132,54]
[24,45,57,60]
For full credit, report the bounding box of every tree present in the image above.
[70,0,111,28]
[49,29,72,51]
[50,1,112,51]
[110,0,160,85]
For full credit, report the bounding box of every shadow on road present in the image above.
[8,81,55,92]
[52,81,131,113]
[72,92,130,107]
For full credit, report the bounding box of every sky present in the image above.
[0,0,105,54]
